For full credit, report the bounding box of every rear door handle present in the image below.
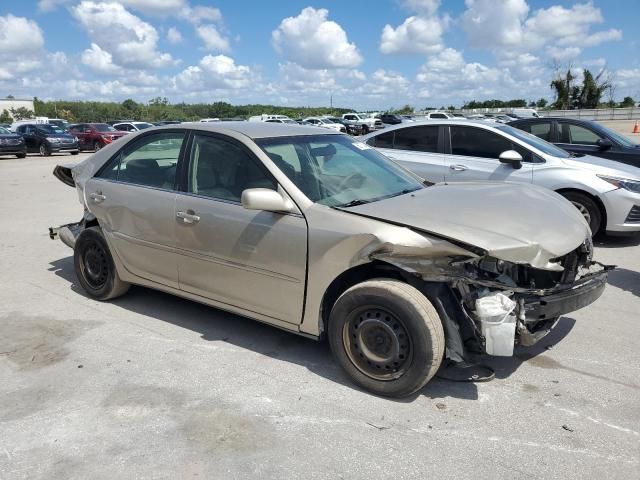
[176,210,200,224]
[449,164,468,171]
[89,192,106,203]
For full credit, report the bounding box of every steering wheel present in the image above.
[336,172,365,192]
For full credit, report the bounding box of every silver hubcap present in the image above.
[571,201,591,225]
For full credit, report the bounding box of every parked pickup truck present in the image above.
[342,113,383,134]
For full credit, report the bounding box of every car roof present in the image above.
[360,118,511,138]
[178,121,338,139]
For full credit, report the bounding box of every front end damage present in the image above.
[373,236,612,356]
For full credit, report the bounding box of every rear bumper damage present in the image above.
[49,212,94,249]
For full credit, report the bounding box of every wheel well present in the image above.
[555,188,607,233]
[319,261,416,338]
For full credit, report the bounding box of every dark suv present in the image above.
[69,123,129,152]
[0,126,27,158]
[509,117,640,168]
[16,124,79,156]
[378,114,403,125]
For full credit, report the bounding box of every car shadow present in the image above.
[48,256,578,402]
[594,233,640,248]
[606,267,640,297]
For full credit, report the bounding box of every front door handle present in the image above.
[89,192,106,203]
[176,210,200,224]
[449,164,468,171]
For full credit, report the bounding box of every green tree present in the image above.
[577,69,609,109]
[9,107,34,120]
[0,109,12,123]
[550,69,574,109]
[535,98,548,108]
[620,96,635,108]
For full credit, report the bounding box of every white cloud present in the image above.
[173,55,253,92]
[402,0,441,15]
[462,0,529,49]
[462,0,622,55]
[166,27,182,44]
[195,24,230,52]
[0,14,45,54]
[272,7,362,69]
[81,43,124,74]
[379,0,449,55]
[547,46,582,61]
[416,48,524,103]
[179,5,222,24]
[72,1,174,70]
[112,0,187,15]
[380,15,447,55]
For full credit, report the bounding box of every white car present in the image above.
[113,122,154,132]
[303,117,346,133]
[341,113,383,134]
[422,111,457,120]
[362,120,640,235]
[264,118,298,125]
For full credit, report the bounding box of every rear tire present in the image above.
[328,279,445,398]
[361,124,369,135]
[559,191,602,235]
[93,141,102,152]
[74,226,130,301]
[71,151,79,155]
[16,153,26,158]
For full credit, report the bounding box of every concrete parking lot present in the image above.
[1,152,639,479]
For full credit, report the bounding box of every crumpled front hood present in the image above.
[342,182,590,269]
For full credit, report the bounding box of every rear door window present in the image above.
[97,132,185,189]
[368,130,394,148]
[393,126,439,153]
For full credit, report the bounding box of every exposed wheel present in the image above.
[16,153,26,158]
[560,191,602,235]
[74,226,130,300]
[361,124,369,135]
[93,141,102,152]
[328,279,445,398]
[39,143,50,157]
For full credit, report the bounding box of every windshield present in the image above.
[256,134,423,207]
[282,119,297,124]
[134,122,153,130]
[497,125,571,158]
[38,124,65,134]
[0,127,9,134]
[95,123,117,132]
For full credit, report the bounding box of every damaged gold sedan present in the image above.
[50,123,610,397]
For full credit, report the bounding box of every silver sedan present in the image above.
[51,122,608,397]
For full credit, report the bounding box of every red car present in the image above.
[69,123,129,152]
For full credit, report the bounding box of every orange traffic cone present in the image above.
[634,121,639,134]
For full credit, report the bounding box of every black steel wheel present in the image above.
[328,279,444,398]
[343,306,412,380]
[74,226,130,300]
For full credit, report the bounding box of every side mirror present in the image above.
[596,138,613,150]
[499,150,523,169]
[241,188,294,213]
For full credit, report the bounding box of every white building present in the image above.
[0,98,35,118]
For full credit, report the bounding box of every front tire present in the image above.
[560,191,602,235]
[39,143,50,157]
[16,153,26,158]
[93,141,102,152]
[328,279,445,398]
[74,226,130,300]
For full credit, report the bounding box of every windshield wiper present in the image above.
[335,199,371,208]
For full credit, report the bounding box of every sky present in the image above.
[0,0,637,110]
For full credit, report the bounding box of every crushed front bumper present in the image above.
[519,270,608,321]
